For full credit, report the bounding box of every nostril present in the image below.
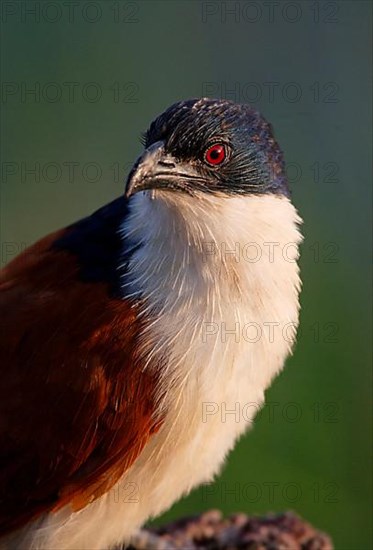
[158,159,176,168]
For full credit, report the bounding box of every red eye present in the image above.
[204,143,227,166]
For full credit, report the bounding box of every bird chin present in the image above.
[147,189,157,201]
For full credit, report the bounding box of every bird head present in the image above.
[125,98,289,199]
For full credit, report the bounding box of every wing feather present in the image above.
[0,199,160,535]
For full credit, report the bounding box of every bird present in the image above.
[0,98,302,550]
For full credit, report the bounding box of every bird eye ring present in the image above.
[204,143,228,166]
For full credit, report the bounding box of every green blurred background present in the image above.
[1,1,371,548]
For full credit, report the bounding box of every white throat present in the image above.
[122,190,302,353]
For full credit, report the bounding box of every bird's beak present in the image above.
[125,140,200,198]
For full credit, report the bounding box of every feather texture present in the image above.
[0,200,161,536]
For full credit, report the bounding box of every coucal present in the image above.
[0,98,302,549]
